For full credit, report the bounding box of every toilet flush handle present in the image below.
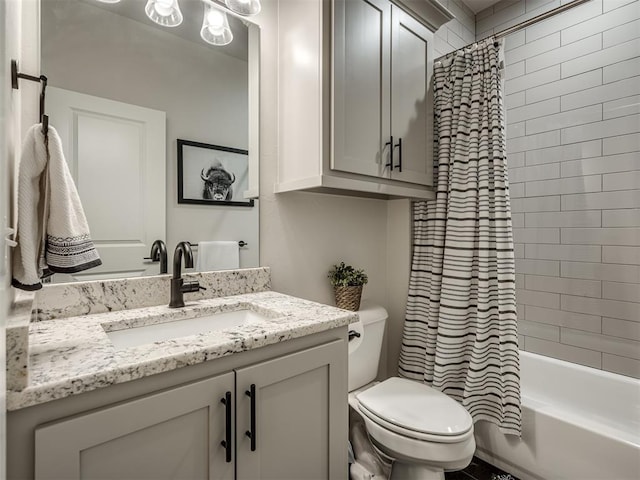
[348,330,361,342]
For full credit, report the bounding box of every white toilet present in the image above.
[348,305,475,480]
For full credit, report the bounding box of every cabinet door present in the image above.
[390,6,434,186]
[235,339,348,480]
[333,0,391,178]
[35,373,235,480]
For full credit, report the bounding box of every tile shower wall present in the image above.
[477,0,640,378]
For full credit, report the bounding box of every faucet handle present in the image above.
[181,280,206,293]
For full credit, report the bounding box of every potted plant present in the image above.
[328,262,368,311]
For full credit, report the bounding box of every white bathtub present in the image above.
[474,351,640,480]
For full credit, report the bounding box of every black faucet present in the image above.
[147,240,168,274]
[169,242,205,308]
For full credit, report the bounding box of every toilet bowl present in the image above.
[349,305,475,480]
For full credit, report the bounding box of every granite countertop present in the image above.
[7,290,357,411]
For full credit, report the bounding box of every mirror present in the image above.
[40,0,259,282]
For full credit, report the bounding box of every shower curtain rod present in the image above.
[435,0,593,62]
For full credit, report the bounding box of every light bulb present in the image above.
[225,0,261,16]
[201,4,233,46]
[145,0,183,27]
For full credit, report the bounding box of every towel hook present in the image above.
[11,59,49,137]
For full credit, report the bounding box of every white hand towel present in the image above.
[196,241,239,271]
[12,124,101,290]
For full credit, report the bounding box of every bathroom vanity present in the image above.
[7,268,354,479]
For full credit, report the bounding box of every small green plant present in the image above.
[328,262,368,287]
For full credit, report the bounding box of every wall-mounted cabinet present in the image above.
[275,0,453,200]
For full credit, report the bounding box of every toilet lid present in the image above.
[355,377,472,437]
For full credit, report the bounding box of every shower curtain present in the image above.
[398,38,521,436]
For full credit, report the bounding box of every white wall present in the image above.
[478,0,640,378]
[40,0,258,269]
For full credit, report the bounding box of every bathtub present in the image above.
[474,351,640,480]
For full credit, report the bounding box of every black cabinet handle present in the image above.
[245,384,256,452]
[220,391,232,463]
[384,136,394,169]
[394,137,403,172]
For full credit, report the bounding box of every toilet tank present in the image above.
[348,304,387,392]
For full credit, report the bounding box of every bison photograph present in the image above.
[177,139,253,207]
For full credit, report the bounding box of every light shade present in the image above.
[225,0,261,16]
[145,0,183,27]
[201,5,233,46]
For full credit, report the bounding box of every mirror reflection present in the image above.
[40,0,259,282]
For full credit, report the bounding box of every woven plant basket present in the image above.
[334,285,363,311]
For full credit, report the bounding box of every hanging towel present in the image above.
[12,124,101,291]
[196,241,239,271]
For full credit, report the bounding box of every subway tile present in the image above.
[603,58,640,83]
[562,2,639,46]
[507,151,526,168]
[477,1,526,34]
[561,260,640,283]
[505,60,526,80]
[602,209,640,227]
[447,29,467,50]
[562,38,640,79]
[515,243,526,259]
[507,32,561,65]
[525,274,602,297]
[603,281,640,302]
[526,69,602,104]
[561,152,640,177]
[525,305,602,332]
[512,195,561,212]
[507,130,561,154]
[603,0,638,13]
[519,320,560,341]
[561,115,640,144]
[602,353,640,378]
[517,288,561,308]
[510,182,526,198]
[562,190,640,210]
[603,132,640,155]
[561,77,640,111]
[526,336,602,368]
[603,95,640,119]
[516,275,526,289]
[507,98,560,124]
[603,171,640,191]
[561,294,640,321]
[519,334,526,349]
[513,227,560,243]
[506,91,527,108]
[507,121,526,138]
[525,243,602,262]
[525,211,601,228]
[604,19,640,48]
[529,34,602,74]
[525,175,601,197]
[525,140,602,166]
[526,0,602,43]
[515,258,560,276]
[504,30,525,51]
[526,104,602,135]
[509,163,559,183]
[561,227,640,246]
[505,65,561,95]
[603,317,640,341]
[562,327,640,360]
[512,212,525,228]
[525,0,557,12]
[603,246,640,265]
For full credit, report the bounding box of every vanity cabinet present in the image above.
[11,332,348,480]
[275,0,452,199]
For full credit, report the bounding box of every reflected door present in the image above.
[48,87,166,280]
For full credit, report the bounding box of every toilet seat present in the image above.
[355,377,473,442]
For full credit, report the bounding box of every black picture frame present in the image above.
[177,139,254,207]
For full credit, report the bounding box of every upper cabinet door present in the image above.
[332,0,391,178]
[390,6,434,186]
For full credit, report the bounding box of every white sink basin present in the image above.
[106,309,268,350]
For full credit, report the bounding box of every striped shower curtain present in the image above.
[398,38,522,436]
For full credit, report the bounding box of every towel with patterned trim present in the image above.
[12,124,101,291]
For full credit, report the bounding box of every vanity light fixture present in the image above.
[95,0,121,3]
[145,0,184,27]
[200,4,233,46]
[224,0,261,16]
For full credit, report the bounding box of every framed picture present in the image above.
[177,139,254,207]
